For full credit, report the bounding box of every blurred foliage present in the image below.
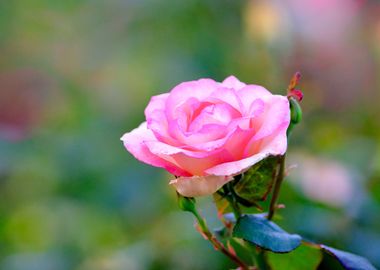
[0,0,380,269]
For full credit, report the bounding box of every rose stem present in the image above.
[267,154,286,220]
[191,205,252,270]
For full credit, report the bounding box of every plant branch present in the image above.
[267,154,286,220]
[191,205,252,270]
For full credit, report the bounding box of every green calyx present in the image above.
[177,193,196,213]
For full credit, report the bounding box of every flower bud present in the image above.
[288,89,303,102]
[289,97,302,124]
[177,193,196,213]
[287,71,301,93]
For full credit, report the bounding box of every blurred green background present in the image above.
[1,0,380,269]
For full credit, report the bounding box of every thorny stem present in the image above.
[191,206,252,270]
[267,154,286,220]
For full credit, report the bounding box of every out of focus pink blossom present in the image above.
[289,153,354,207]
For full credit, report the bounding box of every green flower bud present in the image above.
[177,193,196,213]
[289,97,302,124]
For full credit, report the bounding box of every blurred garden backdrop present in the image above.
[1,0,380,269]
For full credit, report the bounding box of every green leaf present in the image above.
[267,244,323,270]
[233,156,279,202]
[213,192,233,215]
[233,214,302,253]
[321,245,377,270]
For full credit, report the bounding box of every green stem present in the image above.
[191,206,251,270]
[255,248,268,270]
[267,154,286,220]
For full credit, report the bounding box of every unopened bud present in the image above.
[289,97,302,124]
[177,193,196,213]
[287,71,301,92]
[288,89,303,102]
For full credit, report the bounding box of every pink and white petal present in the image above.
[221,126,255,160]
[144,93,170,117]
[234,99,265,130]
[205,152,269,176]
[188,103,239,132]
[250,95,290,141]
[171,149,235,176]
[185,117,252,153]
[205,130,287,176]
[170,120,228,146]
[244,118,288,158]
[180,123,239,153]
[222,75,246,90]
[121,122,189,176]
[237,85,272,112]
[170,175,234,197]
[170,97,200,127]
[166,78,219,119]
[205,87,244,113]
[145,140,218,158]
[147,109,180,146]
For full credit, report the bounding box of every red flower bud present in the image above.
[288,89,304,102]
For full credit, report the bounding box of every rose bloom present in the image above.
[121,76,290,197]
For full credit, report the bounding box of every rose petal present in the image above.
[182,124,240,152]
[236,99,265,130]
[244,116,289,158]
[205,129,287,176]
[188,103,240,132]
[221,126,255,159]
[121,122,190,176]
[250,95,290,141]
[237,85,272,112]
[222,75,246,90]
[171,148,235,176]
[145,140,216,158]
[170,175,234,197]
[166,78,219,120]
[169,119,228,146]
[145,93,170,117]
[145,139,236,176]
[147,109,180,146]
[206,87,244,113]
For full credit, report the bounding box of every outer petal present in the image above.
[145,140,235,176]
[170,175,234,197]
[145,94,181,146]
[205,128,287,176]
[171,149,234,176]
[250,95,290,141]
[145,93,169,117]
[121,122,189,176]
[147,109,179,145]
[222,75,246,90]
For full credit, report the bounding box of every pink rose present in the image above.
[121,76,290,197]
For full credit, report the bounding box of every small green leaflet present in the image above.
[233,156,279,202]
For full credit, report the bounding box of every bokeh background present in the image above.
[1,0,380,269]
